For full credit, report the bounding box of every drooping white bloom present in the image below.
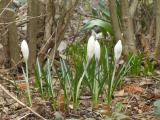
[21,40,29,62]
[96,32,103,39]
[87,34,95,61]
[114,40,122,62]
[94,40,100,63]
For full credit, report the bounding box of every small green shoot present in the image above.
[34,58,56,110]
[22,61,32,106]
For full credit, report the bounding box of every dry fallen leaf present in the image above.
[17,83,27,91]
[124,84,144,94]
[57,94,65,112]
[95,103,111,116]
[114,89,125,97]
[68,104,73,110]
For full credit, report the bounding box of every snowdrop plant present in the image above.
[58,36,133,108]
[92,40,101,104]
[108,40,122,103]
[21,40,32,106]
[105,40,134,103]
[58,43,86,108]
[76,31,102,106]
[75,32,96,107]
[34,58,56,110]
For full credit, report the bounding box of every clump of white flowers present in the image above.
[87,31,101,65]
[76,31,101,104]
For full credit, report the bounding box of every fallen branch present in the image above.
[0,84,47,120]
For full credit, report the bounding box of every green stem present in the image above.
[93,62,99,105]
[25,61,32,106]
[75,60,90,108]
[108,61,117,103]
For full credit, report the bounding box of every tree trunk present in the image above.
[7,10,20,66]
[0,0,20,67]
[121,0,137,54]
[129,0,138,18]
[0,0,11,13]
[43,0,54,42]
[38,0,79,65]
[0,0,10,67]
[154,0,160,59]
[27,0,39,70]
[108,0,123,41]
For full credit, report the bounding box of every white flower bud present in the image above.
[96,32,103,39]
[87,35,95,61]
[21,40,29,62]
[114,40,122,62]
[94,40,100,63]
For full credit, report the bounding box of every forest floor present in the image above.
[0,68,160,120]
[0,1,160,120]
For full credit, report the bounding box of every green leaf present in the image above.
[35,58,43,95]
[81,19,113,34]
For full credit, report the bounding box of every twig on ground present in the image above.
[17,112,31,120]
[124,95,135,113]
[0,84,47,120]
[152,76,160,81]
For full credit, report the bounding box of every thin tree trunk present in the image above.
[129,0,138,18]
[108,0,123,41]
[0,0,20,67]
[7,10,20,66]
[121,0,137,54]
[154,0,160,59]
[0,0,10,67]
[0,0,11,13]
[43,0,54,42]
[27,0,39,70]
[38,0,79,65]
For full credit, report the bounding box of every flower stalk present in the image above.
[21,40,32,106]
[108,40,122,103]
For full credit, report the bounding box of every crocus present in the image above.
[21,40,29,62]
[94,40,101,63]
[114,40,122,62]
[87,34,96,62]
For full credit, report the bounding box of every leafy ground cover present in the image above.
[0,0,160,120]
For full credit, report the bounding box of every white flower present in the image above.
[21,40,29,62]
[94,40,100,63]
[87,35,95,61]
[96,32,103,39]
[114,40,122,62]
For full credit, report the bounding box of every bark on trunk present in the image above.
[38,0,79,65]
[154,0,160,59]
[109,0,123,41]
[129,0,138,18]
[43,0,54,42]
[0,0,20,67]
[27,0,39,70]
[121,0,137,54]
[7,10,20,66]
